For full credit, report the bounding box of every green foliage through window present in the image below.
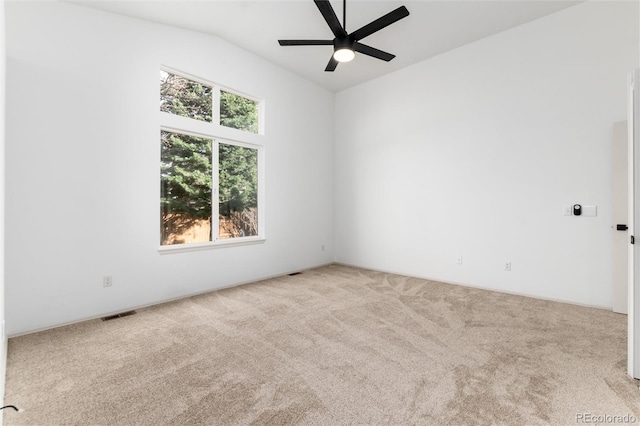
[161,131,213,245]
[160,71,212,122]
[219,144,258,238]
[160,131,259,245]
[220,91,259,134]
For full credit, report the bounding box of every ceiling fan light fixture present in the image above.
[278,0,410,71]
[333,47,355,63]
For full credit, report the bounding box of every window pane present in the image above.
[160,70,212,122]
[161,131,213,245]
[220,91,259,133]
[218,143,258,238]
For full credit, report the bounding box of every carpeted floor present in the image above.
[3,264,640,425]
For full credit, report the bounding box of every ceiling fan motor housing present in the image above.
[334,36,355,51]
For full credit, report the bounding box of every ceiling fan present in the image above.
[278,0,410,72]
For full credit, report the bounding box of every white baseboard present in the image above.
[8,262,335,338]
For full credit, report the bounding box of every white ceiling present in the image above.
[70,0,582,92]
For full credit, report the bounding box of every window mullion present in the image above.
[212,139,220,242]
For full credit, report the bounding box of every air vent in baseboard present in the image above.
[102,310,137,321]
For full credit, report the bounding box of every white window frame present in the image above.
[158,66,265,254]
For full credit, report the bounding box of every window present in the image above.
[159,69,263,249]
[160,71,212,122]
[217,143,259,239]
[220,90,259,133]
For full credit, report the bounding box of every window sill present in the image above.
[158,237,266,254]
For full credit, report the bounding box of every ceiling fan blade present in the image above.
[354,42,395,61]
[314,0,347,38]
[325,56,339,72]
[279,40,334,46]
[350,6,409,41]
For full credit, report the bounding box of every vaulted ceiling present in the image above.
[70,0,582,92]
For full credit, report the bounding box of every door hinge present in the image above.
[632,235,635,245]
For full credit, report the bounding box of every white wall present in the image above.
[0,0,6,410]
[335,1,639,308]
[5,2,335,335]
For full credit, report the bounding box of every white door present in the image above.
[613,121,628,314]
[628,69,639,378]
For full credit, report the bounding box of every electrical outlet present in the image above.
[505,262,511,271]
[456,256,462,265]
[103,275,113,288]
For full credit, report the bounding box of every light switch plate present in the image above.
[582,205,597,217]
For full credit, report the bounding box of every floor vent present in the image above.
[101,310,137,321]
[288,272,302,276]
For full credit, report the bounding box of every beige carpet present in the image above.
[3,264,640,425]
